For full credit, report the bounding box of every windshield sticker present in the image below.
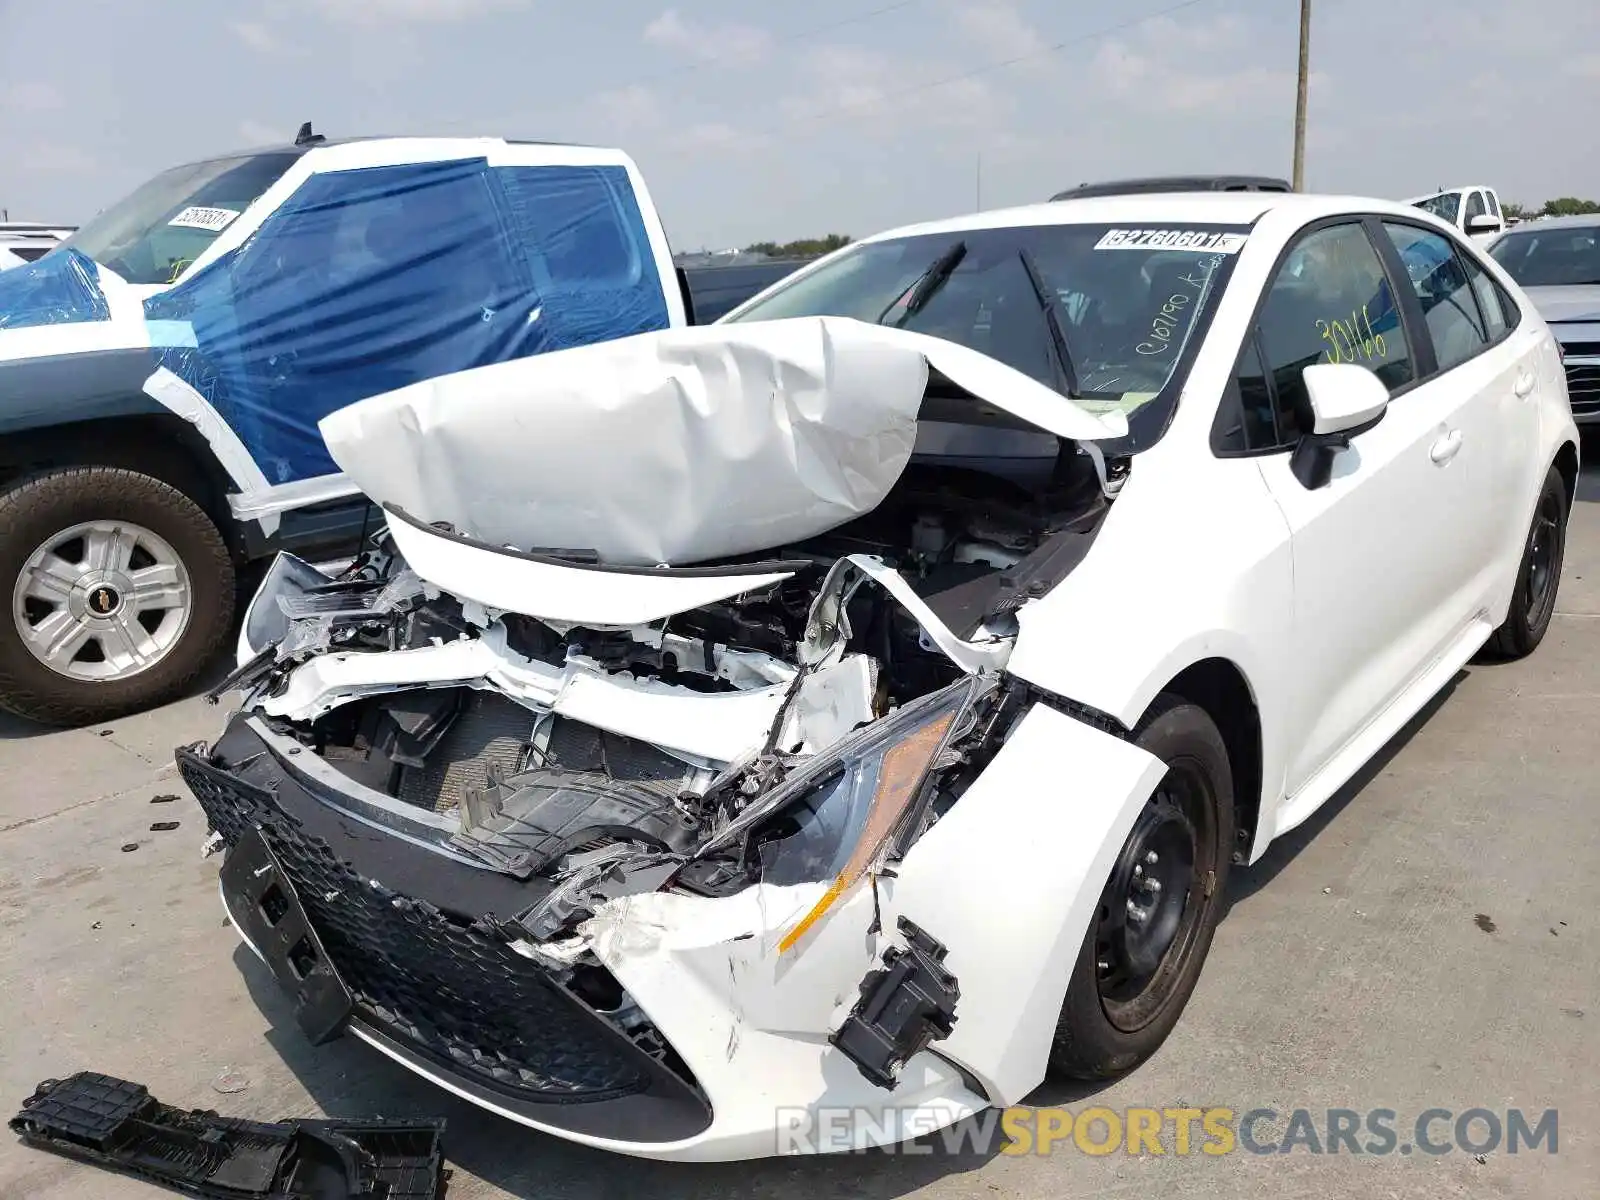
[1136,253,1225,357]
[167,206,240,232]
[1318,303,1389,365]
[1095,229,1247,254]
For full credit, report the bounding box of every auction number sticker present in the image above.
[167,206,241,232]
[1095,229,1247,253]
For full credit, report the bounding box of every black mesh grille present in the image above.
[178,749,650,1101]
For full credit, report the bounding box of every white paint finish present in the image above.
[888,703,1167,1104]
[841,553,1012,674]
[578,883,988,1160]
[254,626,794,765]
[1301,362,1390,434]
[320,316,1121,570]
[226,472,363,521]
[383,512,798,627]
[141,366,280,536]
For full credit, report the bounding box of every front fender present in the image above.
[886,702,1167,1104]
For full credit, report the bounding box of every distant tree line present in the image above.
[744,234,852,258]
[1502,198,1600,220]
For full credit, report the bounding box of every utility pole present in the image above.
[1292,0,1311,191]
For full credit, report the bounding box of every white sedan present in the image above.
[178,190,1575,1161]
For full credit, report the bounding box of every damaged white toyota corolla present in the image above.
[178,192,1577,1161]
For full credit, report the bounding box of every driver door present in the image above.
[1245,219,1486,817]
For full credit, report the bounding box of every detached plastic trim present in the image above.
[10,1072,448,1199]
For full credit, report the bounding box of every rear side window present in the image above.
[498,165,648,289]
[1382,223,1487,371]
[1485,191,1501,219]
[11,246,51,262]
[1463,255,1509,341]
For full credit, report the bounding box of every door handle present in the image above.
[1514,372,1537,398]
[1430,429,1464,465]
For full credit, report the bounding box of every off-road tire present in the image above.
[0,467,235,726]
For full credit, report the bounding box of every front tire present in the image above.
[0,467,235,726]
[1048,694,1234,1080]
[1482,463,1567,660]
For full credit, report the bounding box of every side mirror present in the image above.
[1466,214,1501,235]
[1291,363,1389,489]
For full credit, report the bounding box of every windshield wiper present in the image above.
[1017,248,1081,397]
[884,240,967,328]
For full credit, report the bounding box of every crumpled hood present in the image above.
[1522,285,1600,326]
[319,315,1123,568]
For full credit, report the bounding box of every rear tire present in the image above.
[0,467,235,726]
[1047,694,1234,1080]
[1483,464,1566,661]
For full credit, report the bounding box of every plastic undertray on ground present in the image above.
[10,1072,448,1199]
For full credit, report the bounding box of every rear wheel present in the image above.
[1482,464,1567,660]
[1048,694,1234,1080]
[0,467,235,726]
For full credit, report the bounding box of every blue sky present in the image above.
[2,0,1596,249]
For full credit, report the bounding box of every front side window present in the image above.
[1218,222,1413,453]
[724,222,1249,453]
[61,153,298,285]
[1383,223,1487,371]
[1465,190,1488,222]
[1490,225,1600,287]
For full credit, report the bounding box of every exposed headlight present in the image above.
[710,676,995,954]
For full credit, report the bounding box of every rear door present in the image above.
[1244,219,1486,800]
[1377,221,1525,609]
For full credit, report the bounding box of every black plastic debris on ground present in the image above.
[151,821,181,832]
[10,1072,448,1199]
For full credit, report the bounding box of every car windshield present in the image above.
[1411,194,1459,222]
[60,153,299,285]
[1489,226,1600,287]
[723,222,1247,450]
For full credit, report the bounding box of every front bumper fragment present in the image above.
[176,720,713,1146]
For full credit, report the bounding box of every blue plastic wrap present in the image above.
[144,158,669,484]
[0,248,111,330]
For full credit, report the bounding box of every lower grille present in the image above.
[177,749,651,1101]
[1566,363,1600,415]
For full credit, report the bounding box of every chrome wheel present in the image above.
[11,520,193,681]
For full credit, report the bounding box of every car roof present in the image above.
[1495,213,1600,233]
[856,192,1442,245]
[1051,175,1291,200]
[164,134,596,173]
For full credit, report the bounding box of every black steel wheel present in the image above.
[1048,694,1234,1080]
[1484,463,1568,661]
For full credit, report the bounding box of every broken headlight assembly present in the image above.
[709,676,997,952]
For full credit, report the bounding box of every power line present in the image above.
[624,0,927,97]
[771,0,1214,133]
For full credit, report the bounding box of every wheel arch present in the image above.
[1146,657,1264,865]
[1554,438,1579,512]
[0,413,240,548]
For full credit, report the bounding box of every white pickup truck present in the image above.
[1405,185,1508,241]
[0,126,802,725]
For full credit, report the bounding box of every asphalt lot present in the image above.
[3,471,1599,1200]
